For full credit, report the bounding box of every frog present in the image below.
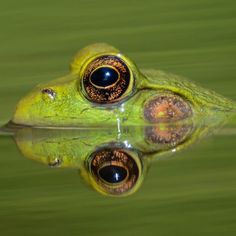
[10,43,236,128]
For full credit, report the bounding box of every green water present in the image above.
[1,0,236,235]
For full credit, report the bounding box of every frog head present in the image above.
[11,43,236,127]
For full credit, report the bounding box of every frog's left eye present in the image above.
[81,55,133,104]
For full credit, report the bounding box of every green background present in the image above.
[0,0,236,235]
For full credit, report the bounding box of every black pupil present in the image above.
[90,67,119,87]
[98,165,127,183]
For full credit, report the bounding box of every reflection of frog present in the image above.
[10,113,226,197]
[10,43,236,127]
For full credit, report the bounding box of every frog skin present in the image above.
[10,43,236,128]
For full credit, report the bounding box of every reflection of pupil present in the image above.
[98,165,127,183]
[90,67,119,87]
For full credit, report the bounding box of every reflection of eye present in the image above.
[88,147,140,195]
[82,55,132,104]
[98,165,127,184]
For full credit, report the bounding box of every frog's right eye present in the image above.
[81,55,134,104]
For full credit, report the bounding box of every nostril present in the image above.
[41,88,56,100]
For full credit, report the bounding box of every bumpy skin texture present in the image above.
[11,43,236,127]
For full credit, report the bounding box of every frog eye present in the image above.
[81,55,133,104]
[88,147,140,195]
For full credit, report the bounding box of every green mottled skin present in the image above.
[11,43,236,127]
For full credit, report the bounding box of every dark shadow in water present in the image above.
[0,112,231,197]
